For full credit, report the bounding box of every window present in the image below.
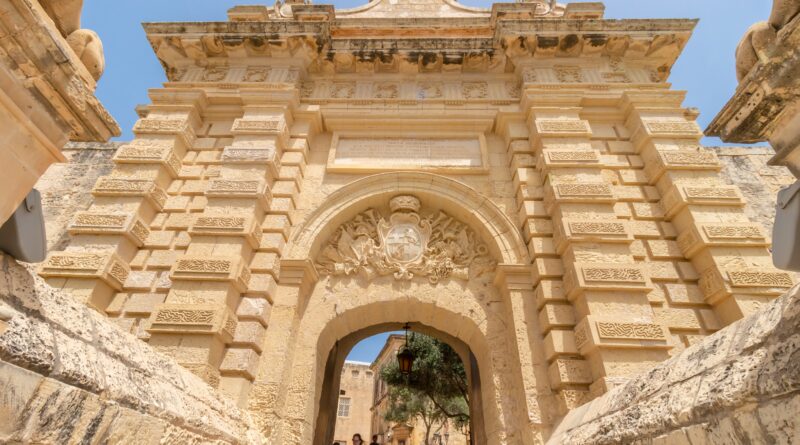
[338,397,351,417]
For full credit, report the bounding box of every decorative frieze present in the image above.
[642,121,702,138]
[533,119,593,138]
[146,304,237,342]
[132,118,195,145]
[68,212,150,247]
[553,219,633,252]
[189,215,262,248]
[644,149,721,181]
[540,150,601,170]
[40,252,130,291]
[699,268,795,304]
[574,317,671,353]
[205,179,271,208]
[169,255,252,292]
[546,183,615,207]
[113,141,182,178]
[231,118,288,136]
[91,177,168,211]
[564,263,652,297]
[676,222,769,258]
[661,184,745,217]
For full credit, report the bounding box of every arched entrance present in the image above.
[251,173,554,445]
[315,323,486,445]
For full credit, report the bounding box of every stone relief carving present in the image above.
[317,195,495,283]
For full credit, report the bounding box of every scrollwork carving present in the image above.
[316,195,495,284]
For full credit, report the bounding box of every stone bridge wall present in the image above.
[0,253,260,444]
[548,283,800,444]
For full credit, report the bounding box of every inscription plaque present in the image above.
[329,134,486,173]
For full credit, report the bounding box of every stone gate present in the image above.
[32,0,798,443]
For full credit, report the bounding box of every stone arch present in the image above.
[283,171,529,266]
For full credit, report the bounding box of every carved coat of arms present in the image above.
[317,195,494,283]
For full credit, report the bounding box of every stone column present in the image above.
[624,92,796,326]
[527,95,673,411]
[494,264,552,443]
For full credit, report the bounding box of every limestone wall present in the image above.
[547,283,800,445]
[0,253,259,444]
[36,142,122,251]
[709,146,796,235]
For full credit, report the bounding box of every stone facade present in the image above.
[334,361,374,444]
[36,142,122,251]
[0,0,794,443]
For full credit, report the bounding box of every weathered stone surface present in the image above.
[548,284,800,445]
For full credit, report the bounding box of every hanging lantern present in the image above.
[397,323,415,375]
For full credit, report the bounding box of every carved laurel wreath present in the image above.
[316,195,495,284]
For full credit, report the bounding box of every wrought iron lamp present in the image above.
[397,323,415,375]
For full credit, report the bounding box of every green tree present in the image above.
[380,333,470,443]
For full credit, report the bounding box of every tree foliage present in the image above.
[380,333,470,439]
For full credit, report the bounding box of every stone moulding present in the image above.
[169,255,252,293]
[39,251,130,291]
[146,304,238,342]
[67,212,151,247]
[132,118,196,146]
[548,358,593,388]
[316,195,496,283]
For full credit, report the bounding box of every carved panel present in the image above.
[40,252,130,291]
[147,304,237,342]
[231,118,287,136]
[189,215,261,248]
[644,121,700,137]
[548,183,615,206]
[317,195,495,284]
[554,219,633,252]
[133,118,195,144]
[661,184,744,217]
[169,255,251,292]
[205,179,271,207]
[68,212,150,247]
[565,263,652,296]
[596,322,666,341]
[114,141,182,178]
[554,65,583,83]
[699,267,795,304]
[221,146,279,166]
[534,119,592,137]
[646,149,721,181]
[676,222,768,258]
[462,82,488,99]
[92,177,168,211]
[541,150,601,170]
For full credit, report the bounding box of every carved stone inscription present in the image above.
[332,137,483,170]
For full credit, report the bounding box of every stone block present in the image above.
[169,255,251,292]
[68,212,150,247]
[220,348,260,380]
[699,268,795,304]
[122,293,165,315]
[123,271,157,291]
[535,281,567,308]
[662,184,745,217]
[664,284,705,305]
[544,329,578,360]
[539,303,576,332]
[553,218,633,252]
[231,321,266,352]
[113,140,182,178]
[644,149,721,182]
[564,263,653,298]
[205,179,271,208]
[40,252,129,291]
[533,119,593,138]
[146,304,237,342]
[676,222,769,258]
[574,316,672,353]
[189,214,262,248]
[548,358,593,389]
[236,297,271,326]
[91,177,168,211]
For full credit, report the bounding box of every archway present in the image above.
[316,324,486,445]
[257,173,552,445]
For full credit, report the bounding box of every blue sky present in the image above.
[82,0,771,363]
